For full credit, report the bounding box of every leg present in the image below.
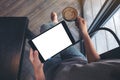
[40,22,55,33]
[26,29,36,39]
[42,12,87,79]
[41,12,61,73]
[41,12,61,80]
[40,12,58,33]
[60,45,87,61]
[43,54,61,80]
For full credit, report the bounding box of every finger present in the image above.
[75,20,78,26]
[79,17,86,24]
[33,50,38,59]
[41,63,44,68]
[77,16,82,20]
[29,48,34,62]
[77,17,82,24]
[75,17,80,26]
[75,22,77,26]
[34,50,41,63]
[76,16,80,22]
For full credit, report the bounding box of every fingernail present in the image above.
[35,50,38,55]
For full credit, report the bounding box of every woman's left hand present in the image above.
[29,48,45,80]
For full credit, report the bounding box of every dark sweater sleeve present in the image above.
[54,59,120,80]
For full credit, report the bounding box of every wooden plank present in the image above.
[83,0,98,51]
[113,8,120,40]
[0,0,81,35]
[83,0,93,27]
[95,30,108,54]
[91,0,101,18]
[100,0,106,5]
[83,0,119,54]
[0,0,9,6]
[0,0,25,16]
[104,17,119,50]
[90,0,98,52]
[8,0,44,16]
[26,0,81,35]
[91,37,97,51]
[91,0,108,54]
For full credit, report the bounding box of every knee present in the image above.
[40,24,49,33]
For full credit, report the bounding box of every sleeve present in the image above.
[54,59,120,80]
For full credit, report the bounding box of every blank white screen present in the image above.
[32,23,72,60]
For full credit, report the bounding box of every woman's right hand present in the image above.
[75,17,88,36]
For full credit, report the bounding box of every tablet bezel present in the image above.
[28,21,75,62]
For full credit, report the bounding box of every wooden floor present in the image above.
[0,0,82,80]
[0,0,82,53]
[0,0,82,51]
[83,0,120,54]
[0,0,81,35]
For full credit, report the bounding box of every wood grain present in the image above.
[92,0,108,54]
[83,0,120,54]
[0,0,82,79]
[0,0,81,35]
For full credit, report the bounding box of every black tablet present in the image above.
[29,21,75,62]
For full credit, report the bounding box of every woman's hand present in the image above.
[75,17,88,36]
[75,16,100,63]
[29,48,45,80]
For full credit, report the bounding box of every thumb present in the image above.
[34,50,39,59]
[29,48,34,62]
[33,50,43,67]
[33,50,42,64]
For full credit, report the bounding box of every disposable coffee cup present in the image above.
[62,7,78,21]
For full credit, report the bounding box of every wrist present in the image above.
[35,71,45,80]
[81,31,88,37]
[34,67,45,80]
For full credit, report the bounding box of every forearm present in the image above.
[29,49,46,80]
[75,17,100,63]
[33,63,45,80]
[34,68,45,80]
[82,32,100,63]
